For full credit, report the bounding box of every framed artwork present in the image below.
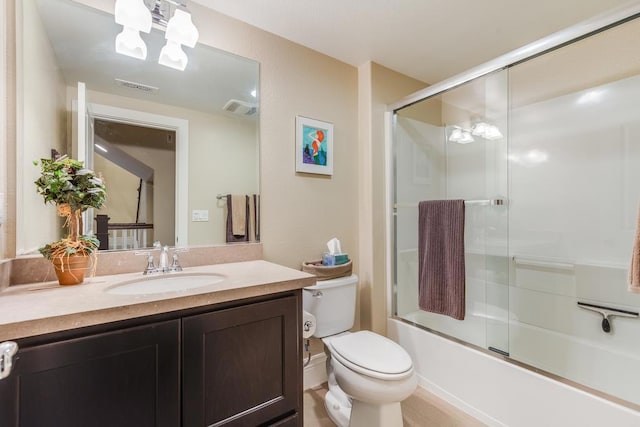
[295,116,334,175]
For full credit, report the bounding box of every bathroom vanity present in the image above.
[0,260,314,427]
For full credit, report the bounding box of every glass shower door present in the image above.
[507,17,640,404]
[393,69,509,353]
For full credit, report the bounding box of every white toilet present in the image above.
[303,274,417,427]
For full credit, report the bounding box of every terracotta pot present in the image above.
[51,255,91,286]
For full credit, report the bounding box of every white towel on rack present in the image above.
[231,195,247,236]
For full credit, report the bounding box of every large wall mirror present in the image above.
[17,0,259,255]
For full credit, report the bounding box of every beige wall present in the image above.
[120,144,175,245]
[360,62,428,334]
[94,155,141,223]
[0,0,10,259]
[186,110,258,246]
[16,0,67,255]
[187,2,359,269]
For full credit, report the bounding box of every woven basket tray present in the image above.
[302,259,352,281]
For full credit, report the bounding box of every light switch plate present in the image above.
[191,209,209,222]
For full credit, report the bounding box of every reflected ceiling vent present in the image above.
[223,99,257,116]
[115,78,159,94]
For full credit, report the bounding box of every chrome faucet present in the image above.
[136,242,187,275]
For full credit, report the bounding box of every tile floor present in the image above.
[303,384,486,427]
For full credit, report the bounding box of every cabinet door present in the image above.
[0,320,180,427]
[183,295,301,427]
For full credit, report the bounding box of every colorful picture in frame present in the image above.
[296,116,334,175]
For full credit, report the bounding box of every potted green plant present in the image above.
[34,156,106,285]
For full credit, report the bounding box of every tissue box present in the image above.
[322,253,349,266]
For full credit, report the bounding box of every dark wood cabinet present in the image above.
[0,320,180,427]
[0,291,302,427]
[183,295,301,427]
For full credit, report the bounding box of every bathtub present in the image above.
[388,318,640,427]
[392,253,640,426]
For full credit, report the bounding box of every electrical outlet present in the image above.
[191,209,209,222]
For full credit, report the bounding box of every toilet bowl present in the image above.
[303,275,417,427]
[325,331,418,427]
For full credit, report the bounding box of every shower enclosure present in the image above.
[392,8,640,409]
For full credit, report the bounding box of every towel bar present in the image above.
[465,199,505,206]
[394,199,506,209]
[217,194,261,200]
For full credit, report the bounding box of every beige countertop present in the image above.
[0,260,316,341]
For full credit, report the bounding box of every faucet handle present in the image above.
[169,247,188,272]
[169,253,183,272]
[135,250,158,275]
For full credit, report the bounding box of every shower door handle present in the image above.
[0,341,18,380]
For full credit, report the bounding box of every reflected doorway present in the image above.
[93,120,176,250]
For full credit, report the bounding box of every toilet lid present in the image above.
[330,331,413,377]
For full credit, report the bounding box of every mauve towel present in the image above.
[254,194,260,241]
[248,195,256,242]
[418,199,466,320]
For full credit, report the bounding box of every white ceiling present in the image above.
[193,0,634,85]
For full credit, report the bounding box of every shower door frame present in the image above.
[385,2,640,413]
[388,4,640,114]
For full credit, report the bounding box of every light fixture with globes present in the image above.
[114,0,199,71]
[471,121,503,140]
[447,126,474,144]
[448,121,503,144]
[114,0,152,60]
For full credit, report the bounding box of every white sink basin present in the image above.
[105,273,225,295]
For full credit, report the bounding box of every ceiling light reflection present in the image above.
[115,26,147,60]
[159,40,188,71]
[577,89,605,105]
[508,149,549,166]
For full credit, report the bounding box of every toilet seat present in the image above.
[327,331,414,381]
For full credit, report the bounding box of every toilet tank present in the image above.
[303,274,358,338]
